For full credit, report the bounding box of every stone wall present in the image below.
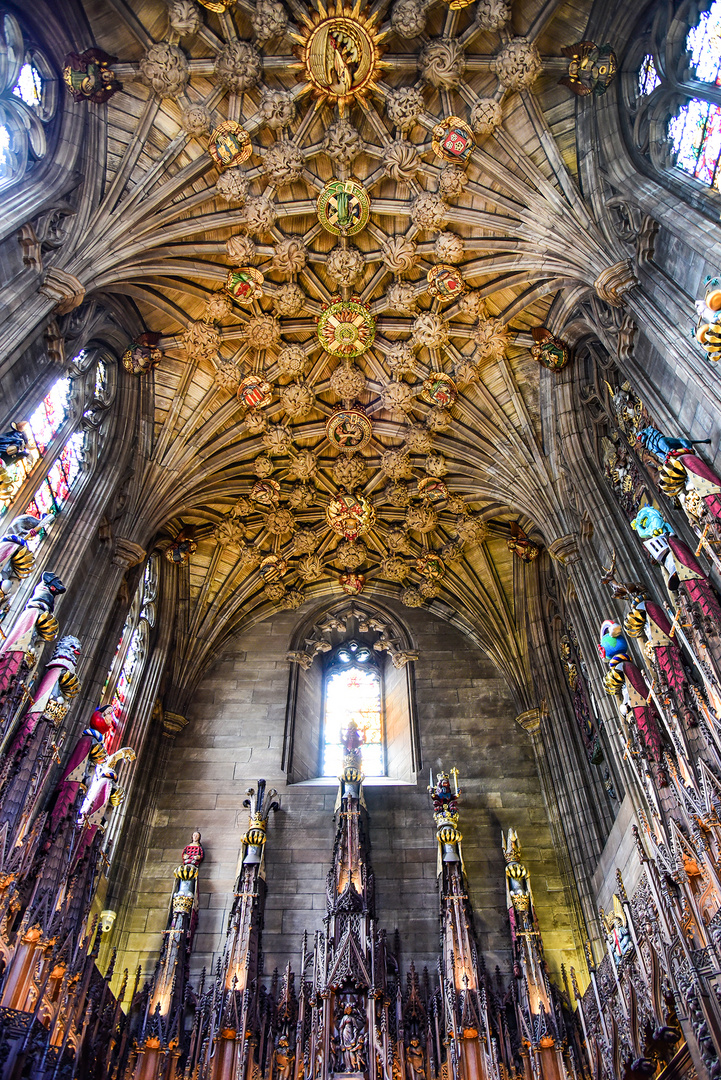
[113,601,580,990]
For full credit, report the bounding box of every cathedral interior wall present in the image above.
[116,603,578,988]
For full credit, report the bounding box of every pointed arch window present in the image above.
[103,558,158,744]
[0,14,57,188]
[323,643,385,777]
[1,350,115,550]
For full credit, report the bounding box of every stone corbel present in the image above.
[44,320,65,367]
[112,537,146,570]
[515,708,542,736]
[547,534,581,566]
[594,260,638,308]
[18,223,41,272]
[390,650,420,669]
[163,711,189,738]
[286,650,314,670]
[39,267,86,315]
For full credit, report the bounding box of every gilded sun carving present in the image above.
[292,0,387,111]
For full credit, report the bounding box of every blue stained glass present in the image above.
[687,1,721,85]
[669,98,721,188]
[638,54,660,96]
[12,63,43,107]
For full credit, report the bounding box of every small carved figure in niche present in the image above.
[428,772,458,817]
[338,1003,365,1072]
[601,895,633,965]
[63,48,122,103]
[406,1036,425,1080]
[273,1035,296,1080]
[182,830,204,868]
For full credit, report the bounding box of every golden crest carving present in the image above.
[291,0,386,111]
[208,120,252,169]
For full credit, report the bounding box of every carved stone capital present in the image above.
[40,267,86,315]
[163,711,189,738]
[593,260,638,308]
[547,534,580,565]
[44,320,65,366]
[515,708,541,735]
[112,538,146,570]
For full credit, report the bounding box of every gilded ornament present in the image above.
[209,121,252,169]
[238,374,273,410]
[326,490,376,540]
[317,297,375,357]
[317,178,370,236]
[122,334,163,376]
[432,117,475,163]
[427,263,466,302]
[530,327,569,371]
[197,0,235,10]
[420,372,457,408]
[62,48,122,104]
[251,479,281,505]
[226,266,264,304]
[326,406,373,452]
[260,553,288,581]
[339,572,365,595]
[560,41,617,97]
[292,3,384,110]
[165,529,197,565]
[418,477,448,503]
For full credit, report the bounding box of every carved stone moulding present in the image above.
[594,260,638,308]
[515,708,541,735]
[547,533,580,565]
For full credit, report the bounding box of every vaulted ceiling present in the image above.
[76,0,627,702]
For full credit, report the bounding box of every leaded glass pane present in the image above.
[638,53,660,96]
[323,665,384,777]
[669,98,721,188]
[688,1,721,85]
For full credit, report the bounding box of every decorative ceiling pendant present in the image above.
[418,477,449,503]
[292,0,385,111]
[251,479,281,505]
[317,297,376,357]
[226,267,264,305]
[317,179,371,236]
[208,121,252,169]
[432,117,475,164]
[530,327,570,371]
[326,490,376,541]
[122,333,163,376]
[165,528,197,565]
[416,552,445,579]
[326,406,373,453]
[338,571,365,595]
[238,374,273,410]
[420,372,458,408]
[259,554,288,581]
[427,263,466,302]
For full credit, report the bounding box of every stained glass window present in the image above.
[0,375,73,515]
[12,62,43,107]
[668,0,721,188]
[323,645,384,777]
[637,54,660,96]
[103,558,158,739]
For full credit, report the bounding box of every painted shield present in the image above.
[326,491,375,540]
[317,298,376,357]
[420,372,457,408]
[417,477,449,504]
[427,264,466,302]
[122,344,162,376]
[326,407,373,452]
[226,266,264,305]
[238,374,273,410]
[209,121,252,169]
[317,179,371,236]
[251,479,281,505]
[432,117,475,164]
[260,553,288,581]
[416,552,445,579]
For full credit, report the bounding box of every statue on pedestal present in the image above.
[0,514,54,614]
[49,704,116,830]
[0,572,65,699]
